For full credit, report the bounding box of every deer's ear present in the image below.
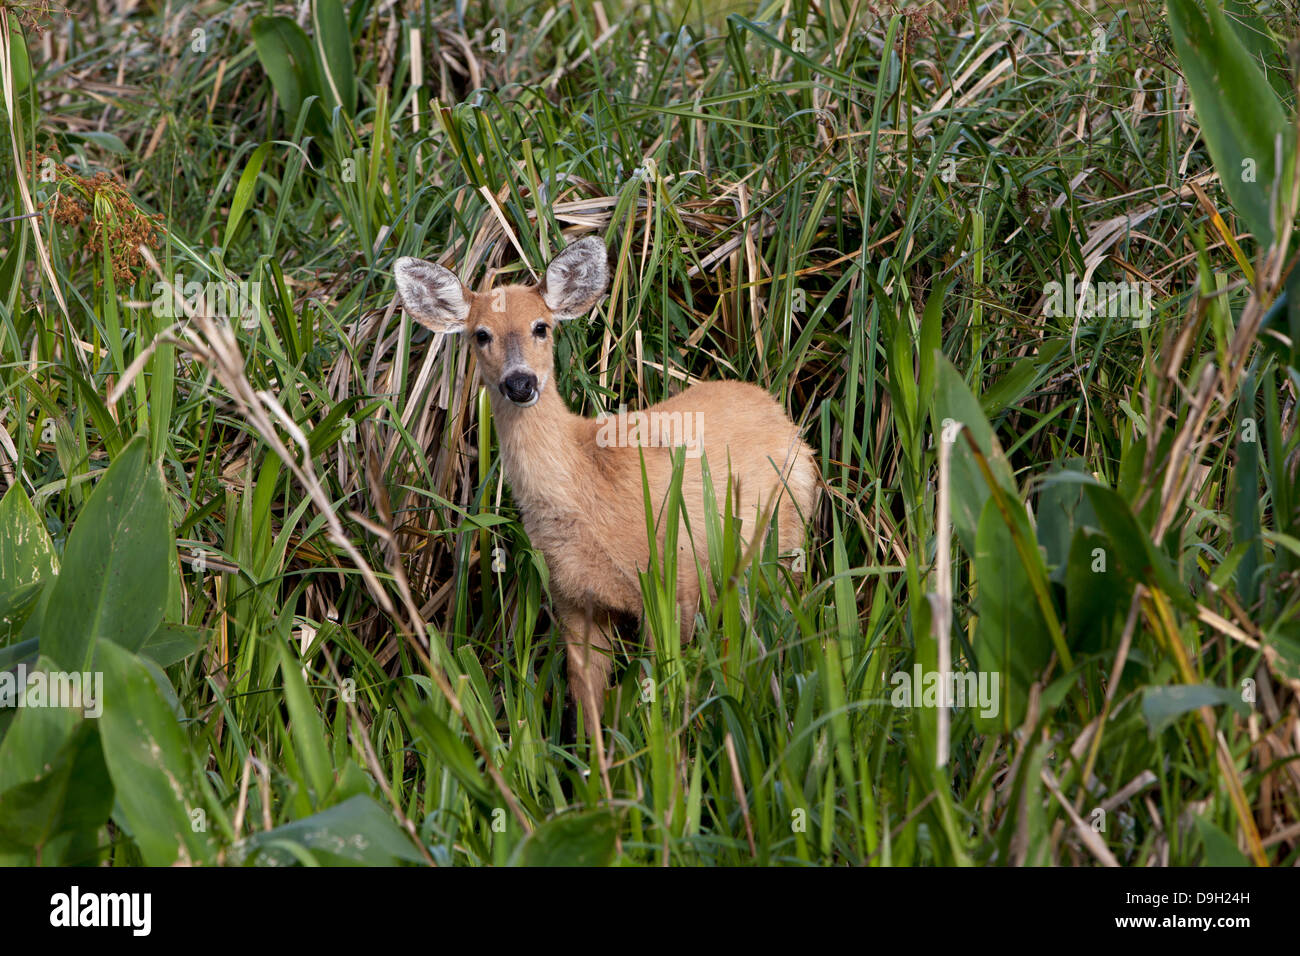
[541,236,609,320]
[394,257,472,332]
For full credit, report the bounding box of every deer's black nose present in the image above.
[501,371,538,404]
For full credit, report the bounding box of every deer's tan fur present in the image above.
[394,239,818,728]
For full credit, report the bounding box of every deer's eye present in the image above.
[474,328,492,346]
[532,320,549,339]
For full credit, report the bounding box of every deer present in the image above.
[393,237,818,737]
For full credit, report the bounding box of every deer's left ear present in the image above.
[541,236,609,320]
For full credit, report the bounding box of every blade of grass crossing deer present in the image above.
[478,386,493,627]
[659,449,687,710]
[720,469,744,691]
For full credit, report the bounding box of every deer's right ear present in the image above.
[394,257,471,332]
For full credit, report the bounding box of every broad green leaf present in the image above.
[0,720,111,863]
[1082,481,1194,613]
[236,794,425,866]
[0,636,37,671]
[980,341,1068,419]
[7,25,29,94]
[1043,471,1193,613]
[0,658,81,788]
[0,581,44,644]
[933,356,1017,554]
[1141,684,1249,736]
[1266,630,1300,686]
[1193,815,1250,866]
[508,810,620,867]
[972,495,1054,733]
[0,655,111,863]
[95,641,214,866]
[460,511,517,531]
[1038,462,1097,582]
[1224,0,1289,96]
[1065,527,1126,654]
[0,482,57,590]
[311,0,356,118]
[41,437,170,671]
[251,15,318,131]
[67,131,129,154]
[1167,0,1293,246]
[139,623,205,669]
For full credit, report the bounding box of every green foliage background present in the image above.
[0,0,1297,865]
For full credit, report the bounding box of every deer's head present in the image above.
[393,237,609,408]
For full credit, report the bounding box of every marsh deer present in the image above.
[394,238,818,728]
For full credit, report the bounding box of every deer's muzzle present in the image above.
[501,370,539,406]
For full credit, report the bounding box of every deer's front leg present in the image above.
[557,600,615,730]
[677,558,701,645]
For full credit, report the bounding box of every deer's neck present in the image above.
[490,379,591,515]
